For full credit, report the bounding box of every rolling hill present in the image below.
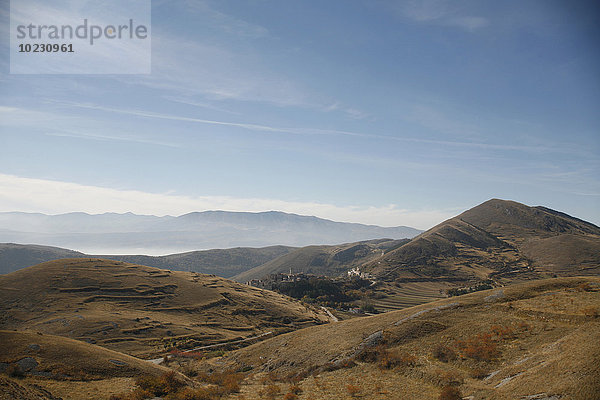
[365,199,600,284]
[0,243,295,276]
[0,330,174,400]
[0,259,329,359]
[187,277,600,400]
[0,211,421,255]
[231,238,408,283]
[0,243,86,274]
[226,200,599,314]
[231,199,600,314]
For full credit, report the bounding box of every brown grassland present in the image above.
[1,275,598,399]
[0,259,329,359]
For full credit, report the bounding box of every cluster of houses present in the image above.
[347,267,374,280]
[246,269,313,290]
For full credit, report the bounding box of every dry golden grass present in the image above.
[367,199,600,286]
[205,277,600,400]
[0,259,329,358]
[0,330,176,400]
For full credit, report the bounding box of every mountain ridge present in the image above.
[365,199,600,284]
[0,243,296,276]
[0,210,421,255]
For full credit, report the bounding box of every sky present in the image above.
[0,0,599,230]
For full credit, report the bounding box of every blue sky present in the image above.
[0,0,599,229]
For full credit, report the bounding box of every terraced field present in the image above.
[0,259,329,358]
[371,282,449,312]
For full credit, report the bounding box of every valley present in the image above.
[0,199,598,399]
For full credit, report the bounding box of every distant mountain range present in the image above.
[0,210,422,255]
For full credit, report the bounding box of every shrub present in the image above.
[181,365,198,378]
[288,384,302,395]
[361,302,377,313]
[576,283,595,292]
[283,393,298,400]
[582,307,599,318]
[356,345,416,369]
[196,369,243,394]
[435,370,463,387]
[516,321,530,332]
[490,324,515,340]
[136,372,184,397]
[338,358,357,369]
[432,344,457,362]
[454,333,500,361]
[259,384,281,399]
[6,363,25,378]
[469,367,489,379]
[439,386,462,400]
[377,349,417,370]
[346,384,361,397]
[355,345,381,363]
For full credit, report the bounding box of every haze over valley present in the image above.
[0,210,421,255]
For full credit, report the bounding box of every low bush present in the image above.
[377,349,417,370]
[6,363,25,379]
[259,384,281,399]
[439,386,462,400]
[113,370,242,400]
[582,307,599,318]
[288,384,302,395]
[356,345,417,369]
[576,283,596,292]
[454,333,500,361]
[434,369,463,387]
[346,384,360,397]
[136,371,184,396]
[490,324,515,340]
[432,344,457,362]
[196,370,243,393]
[469,367,489,379]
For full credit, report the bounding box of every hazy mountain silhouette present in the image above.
[0,210,421,255]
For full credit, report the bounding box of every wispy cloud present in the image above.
[162,95,241,115]
[58,102,580,155]
[117,32,311,107]
[397,0,489,32]
[45,131,182,148]
[0,106,180,148]
[323,102,370,120]
[1,102,585,157]
[446,16,489,31]
[179,0,269,39]
[0,173,455,229]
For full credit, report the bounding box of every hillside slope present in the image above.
[365,199,600,285]
[232,239,408,283]
[0,259,329,358]
[96,245,295,278]
[201,277,600,400]
[0,243,295,276]
[0,330,175,400]
[0,243,85,274]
